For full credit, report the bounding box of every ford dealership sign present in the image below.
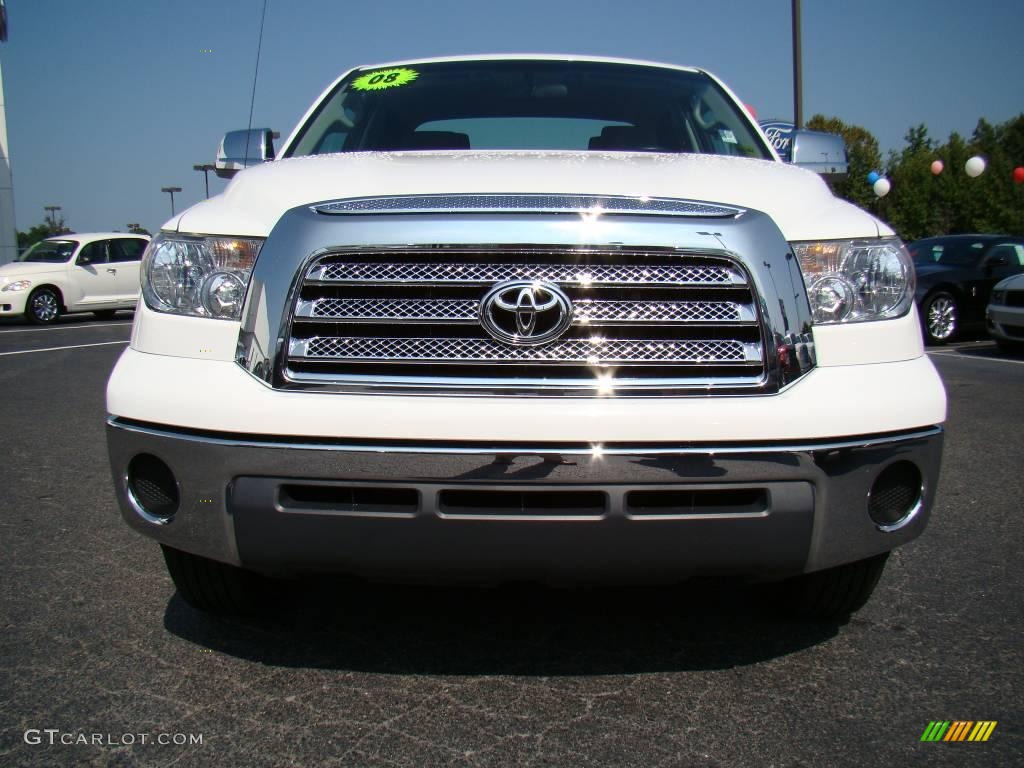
[759,120,795,162]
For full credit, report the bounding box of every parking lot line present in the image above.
[0,321,132,334]
[928,351,1024,367]
[0,340,129,356]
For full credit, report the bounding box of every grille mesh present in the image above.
[312,261,741,285]
[304,297,478,321]
[312,193,741,218]
[284,246,766,393]
[574,300,744,323]
[299,297,748,324]
[295,336,757,364]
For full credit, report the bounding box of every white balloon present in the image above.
[873,178,891,197]
[965,156,986,177]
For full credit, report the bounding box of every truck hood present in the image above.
[174,151,884,242]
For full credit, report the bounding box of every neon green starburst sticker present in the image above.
[351,67,419,92]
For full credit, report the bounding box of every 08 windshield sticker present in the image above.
[351,67,419,92]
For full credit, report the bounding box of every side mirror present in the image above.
[76,254,91,266]
[215,128,277,179]
[986,254,1009,268]
[790,129,848,177]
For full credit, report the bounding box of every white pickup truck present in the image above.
[106,55,946,619]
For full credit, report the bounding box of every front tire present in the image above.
[161,545,265,615]
[922,291,958,345]
[778,552,889,620]
[25,287,61,325]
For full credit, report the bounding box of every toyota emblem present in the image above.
[479,280,573,346]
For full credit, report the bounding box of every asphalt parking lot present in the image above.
[1,316,1021,767]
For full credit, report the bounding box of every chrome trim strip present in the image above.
[277,371,768,395]
[311,193,745,219]
[108,418,942,456]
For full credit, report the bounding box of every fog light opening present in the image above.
[127,454,180,524]
[868,461,923,531]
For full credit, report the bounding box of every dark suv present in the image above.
[909,235,1024,344]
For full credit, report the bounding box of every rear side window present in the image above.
[988,243,1024,266]
[913,240,986,266]
[110,239,147,262]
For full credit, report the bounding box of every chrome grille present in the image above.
[284,246,766,394]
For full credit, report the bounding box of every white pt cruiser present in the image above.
[106,56,947,619]
[1,233,149,323]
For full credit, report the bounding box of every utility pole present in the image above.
[193,164,215,199]
[0,2,15,264]
[161,186,182,216]
[44,205,61,229]
[792,0,803,129]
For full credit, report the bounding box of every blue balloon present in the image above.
[867,171,881,184]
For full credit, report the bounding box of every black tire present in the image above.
[93,309,118,320]
[921,291,958,345]
[25,286,61,325]
[161,545,265,615]
[778,552,890,620]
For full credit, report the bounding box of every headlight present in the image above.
[1,280,31,292]
[792,238,914,324]
[141,233,263,320]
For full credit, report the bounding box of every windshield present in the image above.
[18,239,77,263]
[910,239,987,267]
[287,60,770,160]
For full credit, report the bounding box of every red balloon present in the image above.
[1014,167,1024,184]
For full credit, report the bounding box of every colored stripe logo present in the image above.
[921,721,997,742]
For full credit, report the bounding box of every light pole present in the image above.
[792,0,803,129]
[161,186,182,216]
[193,164,215,199]
[44,204,61,229]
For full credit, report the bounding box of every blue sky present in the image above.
[2,0,1022,234]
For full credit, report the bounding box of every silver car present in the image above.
[987,272,1024,353]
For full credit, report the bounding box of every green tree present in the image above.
[813,113,1024,239]
[806,114,883,214]
[17,218,74,251]
[884,124,937,241]
[965,116,1024,235]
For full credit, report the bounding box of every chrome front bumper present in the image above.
[107,418,943,582]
